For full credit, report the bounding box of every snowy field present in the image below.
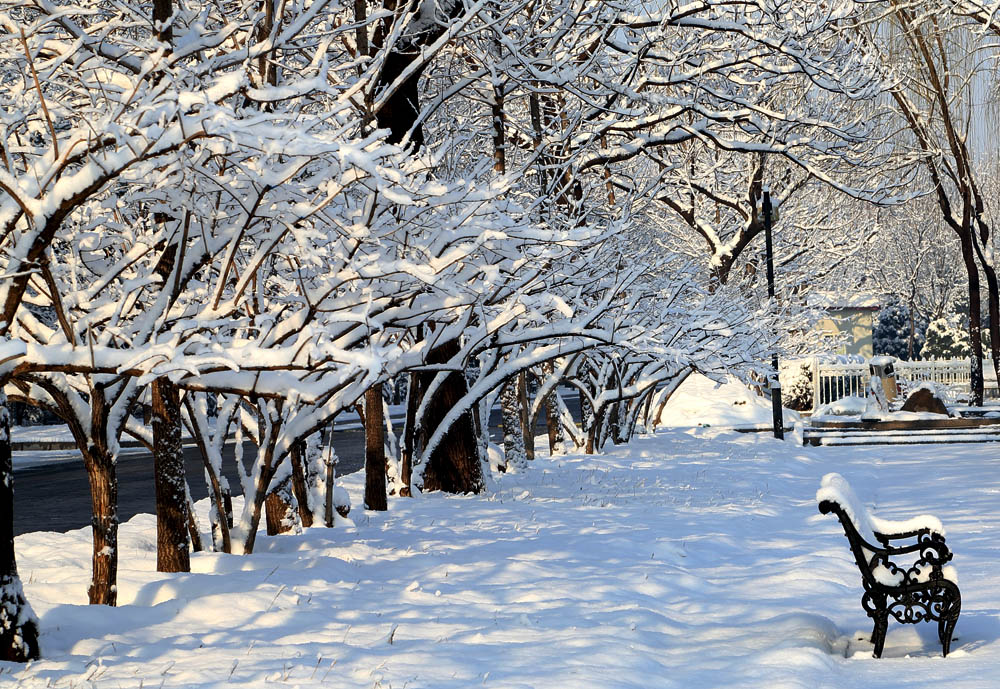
[7,423,1000,688]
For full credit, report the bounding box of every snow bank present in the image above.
[658,373,800,429]
[814,395,867,417]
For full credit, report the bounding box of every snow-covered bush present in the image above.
[924,314,972,359]
[779,360,814,412]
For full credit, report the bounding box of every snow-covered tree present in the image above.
[0,0,401,603]
[924,314,974,359]
[874,300,927,361]
[864,1,1000,402]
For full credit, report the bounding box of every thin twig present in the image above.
[19,28,59,160]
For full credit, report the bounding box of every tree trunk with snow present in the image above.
[969,232,1000,387]
[371,0,467,149]
[961,233,986,406]
[364,384,387,510]
[240,429,284,554]
[542,362,564,453]
[517,372,533,460]
[264,480,296,535]
[289,441,314,527]
[651,369,692,431]
[187,492,203,553]
[369,1,482,493]
[581,390,596,454]
[0,392,40,662]
[420,341,483,494]
[500,378,526,470]
[85,451,118,605]
[374,51,427,142]
[152,378,190,573]
[607,401,622,445]
[585,404,601,455]
[400,372,419,497]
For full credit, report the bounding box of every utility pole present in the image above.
[763,189,784,440]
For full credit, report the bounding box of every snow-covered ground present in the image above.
[8,423,1000,688]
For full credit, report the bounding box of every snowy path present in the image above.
[7,429,1000,687]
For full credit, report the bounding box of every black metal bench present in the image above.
[817,473,961,657]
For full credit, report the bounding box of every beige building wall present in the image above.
[815,308,875,358]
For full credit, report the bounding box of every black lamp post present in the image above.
[763,188,784,439]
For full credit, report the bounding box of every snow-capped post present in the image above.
[152,377,190,573]
[365,384,387,511]
[812,357,821,414]
[763,189,784,440]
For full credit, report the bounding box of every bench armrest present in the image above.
[870,514,946,541]
[875,532,954,567]
[874,528,925,542]
[874,527,949,547]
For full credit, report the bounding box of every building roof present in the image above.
[805,291,882,310]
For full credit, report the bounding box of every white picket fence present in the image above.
[811,358,995,411]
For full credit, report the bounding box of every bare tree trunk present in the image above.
[908,300,916,361]
[152,378,190,573]
[0,391,40,661]
[365,384,387,510]
[980,263,1000,391]
[85,454,118,605]
[420,341,483,494]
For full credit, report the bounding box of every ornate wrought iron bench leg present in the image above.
[871,613,888,658]
[941,594,961,657]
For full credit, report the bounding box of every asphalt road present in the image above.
[13,398,580,536]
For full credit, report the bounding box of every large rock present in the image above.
[901,386,950,415]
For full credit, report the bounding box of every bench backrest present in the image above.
[817,473,884,588]
[817,473,879,544]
